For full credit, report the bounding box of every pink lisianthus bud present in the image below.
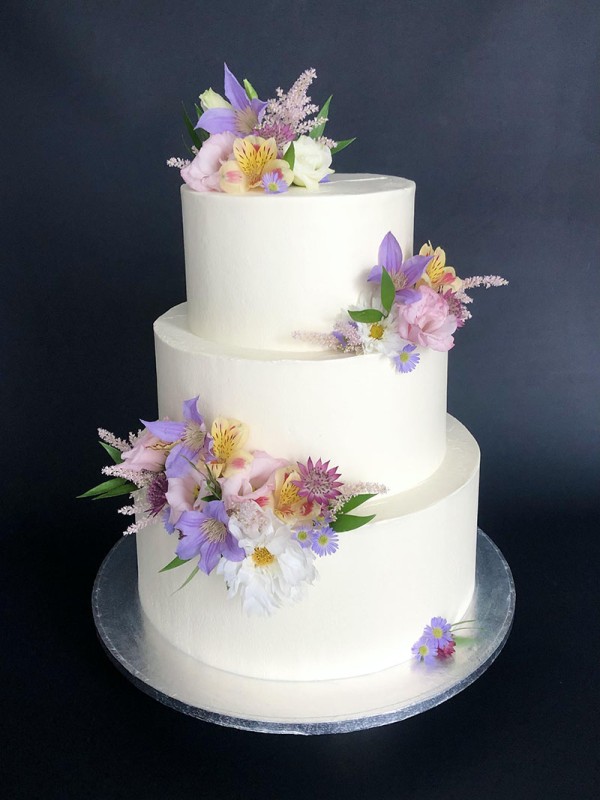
[180,132,236,192]
[397,286,457,352]
[121,430,168,472]
[221,451,288,510]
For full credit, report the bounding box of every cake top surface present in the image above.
[181,173,414,201]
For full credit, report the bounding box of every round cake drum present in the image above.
[92,529,515,735]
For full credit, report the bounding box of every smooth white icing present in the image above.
[137,416,479,681]
[134,171,482,683]
[181,174,415,351]
[154,304,448,495]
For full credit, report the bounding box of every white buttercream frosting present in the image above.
[181,174,415,351]
[137,416,479,681]
[154,304,448,495]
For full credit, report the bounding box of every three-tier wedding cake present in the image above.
[87,65,506,684]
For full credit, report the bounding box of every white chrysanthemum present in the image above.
[220,503,317,616]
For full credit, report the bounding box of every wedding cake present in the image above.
[86,65,506,684]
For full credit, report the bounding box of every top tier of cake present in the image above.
[182,173,415,352]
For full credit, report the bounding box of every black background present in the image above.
[3,1,599,798]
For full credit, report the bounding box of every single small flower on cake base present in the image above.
[411,636,438,665]
[209,417,252,478]
[175,500,244,575]
[368,232,433,304]
[424,616,454,648]
[293,457,343,507]
[310,525,339,557]
[417,242,462,293]
[219,136,293,194]
[393,343,420,373]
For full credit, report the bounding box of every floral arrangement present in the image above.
[167,64,354,195]
[295,232,508,372]
[411,616,475,663]
[81,397,384,616]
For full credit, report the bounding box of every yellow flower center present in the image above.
[399,351,410,363]
[279,480,301,509]
[369,323,385,340]
[233,137,278,186]
[432,626,443,639]
[418,644,429,656]
[252,546,275,567]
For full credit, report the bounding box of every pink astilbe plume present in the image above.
[101,464,154,489]
[98,428,129,451]
[166,156,191,169]
[259,68,327,138]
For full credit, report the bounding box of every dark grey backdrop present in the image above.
[2,1,599,798]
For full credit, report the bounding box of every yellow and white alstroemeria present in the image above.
[418,242,463,292]
[272,465,319,524]
[210,417,253,477]
[219,136,293,194]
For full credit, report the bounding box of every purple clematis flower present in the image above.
[142,397,213,473]
[368,232,433,304]
[196,64,267,137]
[175,501,244,575]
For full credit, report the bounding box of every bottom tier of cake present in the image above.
[136,416,479,682]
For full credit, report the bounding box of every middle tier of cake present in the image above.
[155,304,448,495]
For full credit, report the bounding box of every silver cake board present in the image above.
[92,529,515,735]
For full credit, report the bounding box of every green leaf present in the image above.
[348,308,384,323]
[182,103,208,152]
[330,137,356,155]
[283,141,295,169]
[339,493,377,514]
[99,441,122,464]
[331,513,376,533]
[77,477,131,499]
[380,267,395,314]
[243,78,258,100]
[91,482,138,500]
[159,556,191,573]
[174,566,200,593]
[310,95,332,139]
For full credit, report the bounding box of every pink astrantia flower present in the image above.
[180,131,236,192]
[397,286,458,352]
[120,429,168,473]
[293,458,343,507]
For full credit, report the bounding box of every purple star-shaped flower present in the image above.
[175,501,244,575]
[142,396,213,477]
[195,63,267,137]
[367,232,432,304]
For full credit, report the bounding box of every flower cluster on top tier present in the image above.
[82,398,384,616]
[295,232,508,373]
[166,64,355,195]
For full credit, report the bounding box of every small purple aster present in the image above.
[424,617,454,648]
[310,526,339,557]
[293,525,313,549]
[393,344,420,373]
[411,635,437,665]
[262,170,289,194]
[293,457,343,507]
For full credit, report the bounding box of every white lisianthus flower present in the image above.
[289,135,334,190]
[219,503,317,616]
[199,88,232,111]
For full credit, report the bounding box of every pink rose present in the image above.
[121,430,167,473]
[221,450,288,510]
[397,286,457,352]
[180,132,236,192]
